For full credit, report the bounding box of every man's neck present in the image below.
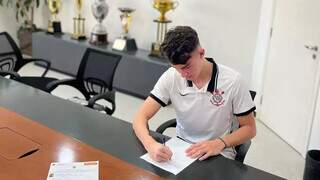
[193,59,212,89]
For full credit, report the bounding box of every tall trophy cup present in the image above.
[47,0,62,34]
[89,0,109,45]
[150,0,178,57]
[71,0,86,40]
[112,7,137,51]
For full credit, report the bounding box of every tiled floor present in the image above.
[18,63,305,179]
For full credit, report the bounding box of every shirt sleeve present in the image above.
[150,68,173,107]
[232,74,256,116]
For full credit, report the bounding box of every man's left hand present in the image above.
[185,139,225,161]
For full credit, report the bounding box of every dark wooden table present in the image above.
[0,77,285,180]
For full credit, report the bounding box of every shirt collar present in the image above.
[206,58,218,92]
[186,58,218,92]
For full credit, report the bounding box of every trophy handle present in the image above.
[173,1,179,9]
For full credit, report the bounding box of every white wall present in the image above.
[251,0,275,115]
[32,0,262,83]
[0,6,19,42]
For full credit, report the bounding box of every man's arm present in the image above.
[222,112,256,148]
[186,112,256,160]
[133,97,172,162]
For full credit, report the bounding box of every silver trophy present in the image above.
[89,0,109,45]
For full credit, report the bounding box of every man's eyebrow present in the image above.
[181,63,189,69]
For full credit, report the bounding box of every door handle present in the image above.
[305,45,318,60]
[305,45,318,52]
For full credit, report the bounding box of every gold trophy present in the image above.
[150,0,179,57]
[112,7,137,51]
[71,0,86,40]
[47,0,62,34]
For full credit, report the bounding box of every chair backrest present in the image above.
[249,90,256,101]
[77,48,121,96]
[0,32,24,72]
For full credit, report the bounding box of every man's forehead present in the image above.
[170,59,188,67]
[171,63,187,69]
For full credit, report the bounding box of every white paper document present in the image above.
[140,137,196,175]
[47,161,99,180]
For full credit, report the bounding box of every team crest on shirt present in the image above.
[210,89,225,106]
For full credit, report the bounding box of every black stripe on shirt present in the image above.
[206,58,218,92]
[234,106,256,117]
[149,93,167,107]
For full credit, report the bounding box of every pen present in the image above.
[177,136,195,144]
[162,137,172,161]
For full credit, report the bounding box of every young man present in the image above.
[133,26,256,162]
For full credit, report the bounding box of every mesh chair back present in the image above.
[77,48,121,95]
[0,33,14,53]
[0,32,24,72]
[0,54,17,72]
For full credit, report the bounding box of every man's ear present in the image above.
[199,48,205,58]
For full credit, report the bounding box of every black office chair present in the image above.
[0,31,58,92]
[155,90,257,163]
[47,48,122,115]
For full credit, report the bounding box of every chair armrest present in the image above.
[0,70,20,79]
[235,140,251,163]
[156,118,177,134]
[23,58,51,77]
[87,90,116,115]
[46,79,89,99]
[149,131,171,143]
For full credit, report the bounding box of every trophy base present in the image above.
[71,17,86,40]
[47,21,62,34]
[71,34,86,40]
[149,42,163,58]
[112,38,137,51]
[89,33,108,45]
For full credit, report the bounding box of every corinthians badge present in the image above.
[210,89,225,106]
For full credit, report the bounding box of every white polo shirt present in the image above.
[150,58,255,159]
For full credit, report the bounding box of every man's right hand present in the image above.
[146,141,173,162]
[132,97,172,162]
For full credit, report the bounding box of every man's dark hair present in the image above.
[160,26,200,65]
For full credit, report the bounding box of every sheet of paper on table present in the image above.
[140,137,196,175]
[47,161,99,180]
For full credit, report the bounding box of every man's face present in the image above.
[172,47,204,81]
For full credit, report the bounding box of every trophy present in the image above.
[89,0,109,45]
[47,0,62,34]
[71,0,86,40]
[150,0,179,57]
[112,7,137,51]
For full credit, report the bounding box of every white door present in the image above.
[260,0,320,155]
[309,88,320,150]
